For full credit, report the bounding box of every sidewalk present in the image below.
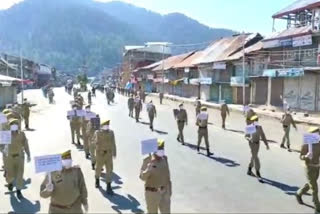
[148,93,320,126]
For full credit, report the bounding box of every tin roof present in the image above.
[263,25,312,42]
[226,41,264,61]
[173,51,204,69]
[194,33,261,65]
[273,0,320,19]
[0,74,20,86]
[152,52,193,71]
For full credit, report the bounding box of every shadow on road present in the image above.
[139,121,168,135]
[199,153,240,167]
[101,172,123,185]
[9,192,41,214]
[225,128,244,134]
[22,178,32,190]
[98,190,144,214]
[261,178,299,195]
[183,142,206,151]
[25,128,36,132]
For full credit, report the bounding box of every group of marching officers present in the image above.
[2,86,320,213]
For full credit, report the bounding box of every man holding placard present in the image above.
[40,150,88,213]
[140,139,172,214]
[93,120,117,194]
[280,109,297,152]
[245,115,269,183]
[5,118,31,199]
[296,127,320,212]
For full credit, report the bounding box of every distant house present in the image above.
[0,74,20,108]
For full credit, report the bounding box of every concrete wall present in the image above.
[0,86,17,108]
[200,85,210,101]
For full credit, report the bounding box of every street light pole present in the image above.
[242,34,246,106]
[162,44,165,93]
[20,49,24,103]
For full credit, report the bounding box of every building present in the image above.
[133,61,162,93]
[0,74,19,108]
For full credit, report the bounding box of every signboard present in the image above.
[0,113,8,124]
[293,35,312,47]
[67,110,75,117]
[245,124,257,134]
[137,77,142,81]
[230,77,249,87]
[0,131,11,145]
[76,110,86,117]
[34,154,62,174]
[141,138,158,155]
[213,62,226,70]
[85,112,96,121]
[263,38,292,48]
[190,78,200,85]
[199,78,212,85]
[263,68,304,78]
[147,75,154,80]
[184,68,190,73]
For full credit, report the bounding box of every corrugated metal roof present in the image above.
[134,61,163,72]
[263,25,312,41]
[152,52,193,71]
[173,51,204,68]
[194,33,261,65]
[226,41,264,61]
[0,74,20,83]
[273,0,320,19]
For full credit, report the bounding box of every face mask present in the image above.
[85,108,90,112]
[101,125,109,130]
[10,124,19,131]
[253,122,259,126]
[156,150,165,157]
[73,107,77,110]
[62,159,72,169]
[179,106,183,110]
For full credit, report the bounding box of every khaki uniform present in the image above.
[195,102,201,117]
[40,167,88,214]
[6,131,30,190]
[159,93,164,105]
[128,98,134,117]
[81,119,90,155]
[176,109,188,144]
[86,122,96,165]
[297,143,320,211]
[281,113,296,147]
[147,104,157,130]
[77,97,84,109]
[197,112,210,151]
[21,102,32,129]
[245,125,267,171]
[140,155,171,214]
[134,99,143,122]
[93,129,116,183]
[221,103,229,129]
[69,110,81,144]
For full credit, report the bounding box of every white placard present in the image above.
[0,113,7,124]
[34,154,62,174]
[245,125,257,134]
[76,110,85,117]
[141,138,158,155]
[197,112,208,120]
[85,112,96,121]
[67,110,75,117]
[303,133,320,144]
[0,131,11,145]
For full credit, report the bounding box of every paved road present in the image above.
[0,88,316,213]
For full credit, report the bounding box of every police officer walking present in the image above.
[147,100,157,131]
[245,115,269,183]
[128,95,134,118]
[220,101,230,129]
[40,150,88,214]
[68,104,81,145]
[134,96,143,123]
[195,100,201,118]
[93,120,117,195]
[296,127,320,213]
[21,98,36,130]
[176,103,188,145]
[140,140,172,214]
[196,106,213,156]
[6,118,31,199]
[280,108,297,152]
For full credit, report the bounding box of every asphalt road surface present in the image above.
[0,87,315,213]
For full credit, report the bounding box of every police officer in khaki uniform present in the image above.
[176,103,188,145]
[6,118,31,199]
[245,115,269,182]
[245,108,256,125]
[40,150,88,214]
[134,96,143,123]
[68,104,81,145]
[296,127,320,212]
[21,98,36,130]
[140,140,172,214]
[76,94,84,109]
[93,120,117,194]
[220,101,230,129]
[159,92,164,105]
[87,117,97,170]
[128,95,134,117]
[280,109,297,152]
[82,105,91,159]
[196,106,213,157]
[195,100,201,118]
[147,100,157,131]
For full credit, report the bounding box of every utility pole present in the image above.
[242,34,246,106]
[20,49,24,103]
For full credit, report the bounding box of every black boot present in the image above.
[287,145,292,152]
[8,183,13,191]
[177,136,180,142]
[247,167,253,176]
[16,190,23,199]
[280,144,285,149]
[256,171,264,183]
[85,153,90,159]
[295,194,303,205]
[95,178,100,188]
[207,149,213,157]
[107,183,114,195]
[92,163,95,170]
[197,146,200,153]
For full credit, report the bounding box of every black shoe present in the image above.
[3,170,6,178]
[287,146,292,152]
[247,167,253,176]
[106,183,114,195]
[92,163,95,170]
[16,190,23,199]
[197,146,200,153]
[256,171,264,183]
[182,142,185,146]
[295,194,303,205]
[177,137,180,142]
[256,170,262,178]
[77,140,81,145]
[72,141,75,145]
[8,183,13,191]
[85,154,90,159]
[207,149,213,157]
[95,178,100,188]
[280,144,286,149]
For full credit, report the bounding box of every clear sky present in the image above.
[0,0,295,35]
